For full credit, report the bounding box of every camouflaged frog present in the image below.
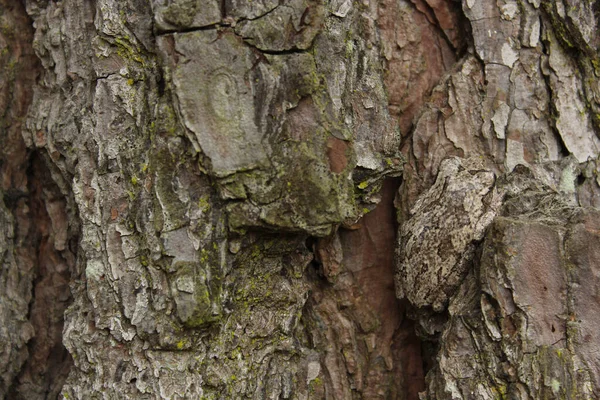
[396,157,503,311]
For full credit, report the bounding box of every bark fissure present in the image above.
[305,178,425,399]
[2,0,600,398]
[7,153,77,400]
[0,1,78,398]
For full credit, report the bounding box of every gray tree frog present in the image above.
[396,157,503,311]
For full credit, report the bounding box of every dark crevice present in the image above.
[220,0,227,19]
[461,9,478,62]
[539,36,572,158]
[540,2,600,137]
[156,64,166,97]
[158,24,310,56]
[300,178,425,399]
[244,45,309,56]
[7,153,76,400]
[408,0,470,58]
[0,3,77,397]
[156,22,221,35]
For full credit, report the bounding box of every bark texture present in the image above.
[0,0,599,399]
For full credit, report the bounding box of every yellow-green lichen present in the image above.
[198,195,211,213]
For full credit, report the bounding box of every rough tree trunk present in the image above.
[1,0,599,399]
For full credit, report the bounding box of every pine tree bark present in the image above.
[1,0,599,399]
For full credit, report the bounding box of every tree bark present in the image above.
[1,0,599,399]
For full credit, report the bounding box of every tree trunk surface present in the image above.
[1,0,599,399]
